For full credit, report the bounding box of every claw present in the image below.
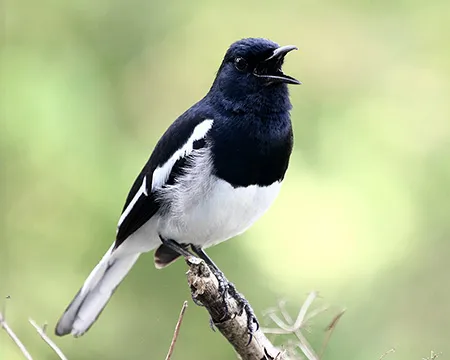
[242,302,259,343]
[209,317,216,332]
[209,267,231,321]
[191,295,204,307]
[252,314,260,332]
[246,330,253,345]
[225,282,259,344]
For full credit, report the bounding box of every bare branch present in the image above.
[261,294,344,360]
[0,312,34,360]
[165,301,188,360]
[291,292,317,331]
[260,327,295,335]
[185,256,292,360]
[422,351,441,360]
[379,348,396,360]
[29,318,68,360]
[294,331,318,360]
[319,309,345,359]
[278,300,294,324]
[261,293,318,334]
[303,305,329,325]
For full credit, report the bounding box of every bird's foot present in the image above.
[208,267,231,320]
[208,267,259,342]
[227,282,260,339]
[214,269,231,300]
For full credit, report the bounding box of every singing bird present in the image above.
[55,37,300,337]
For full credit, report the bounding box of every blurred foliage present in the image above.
[1,0,450,359]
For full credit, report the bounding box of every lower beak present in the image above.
[253,45,301,85]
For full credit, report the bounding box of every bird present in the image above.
[55,37,300,338]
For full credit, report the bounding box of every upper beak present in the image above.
[265,45,298,61]
[254,45,301,85]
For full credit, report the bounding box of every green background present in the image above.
[1,0,450,359]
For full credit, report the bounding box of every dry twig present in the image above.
[0,311,34,360]
[262,293,319,360]
[262,293,344,360]
[422,351,441,360]
[29,318,68,360]
[262,292,319,334]
[165,301,188,360]
[319,309,345,359]
[379,348,396,360]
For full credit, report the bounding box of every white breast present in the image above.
[156,148,282,247]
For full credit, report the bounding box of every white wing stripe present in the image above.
[151,119,214,190]
[117,176,147,228]
[117,119,213,229]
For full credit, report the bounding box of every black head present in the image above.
[209,38,300,114]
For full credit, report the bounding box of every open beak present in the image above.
[253,45,301,85]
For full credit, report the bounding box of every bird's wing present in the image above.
[114,114,214,248]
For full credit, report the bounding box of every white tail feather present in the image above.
[55,245,140,337]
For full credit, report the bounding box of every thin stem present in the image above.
[379,348,396,360]
[295,330,318,360]
[165,301,188,360]
[0,312,33,360]
[278,300,294,324]
[29,319,68,360]
[319,309,345,359]
[291,291,317,331]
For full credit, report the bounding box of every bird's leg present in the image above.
[226,285,259,334]
[158,236,205,307]
[158,235,193,258]
[190,245,259,336]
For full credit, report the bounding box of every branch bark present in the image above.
[185,257,291,360]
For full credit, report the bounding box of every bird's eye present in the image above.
[234,57,248,72]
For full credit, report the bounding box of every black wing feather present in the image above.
[114,104,212,248]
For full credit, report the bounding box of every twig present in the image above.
[165,301,188,360]
[261,293,318,334]
[292,292,317,331]
[379,348,396,360]
[278,300,294,324]
[303,305,329,325]
[422,351,441,360]
[295,331,318,360]
[0,312,34,360]
[29,318,68,360]
[318,309,345,359]
[262,294,344,360]
[185,256,292,360]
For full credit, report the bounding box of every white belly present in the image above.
[156,149,282,247]
[160,177,281,247]
[120,148,282,255]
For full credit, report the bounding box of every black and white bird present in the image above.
[55,37,300,337]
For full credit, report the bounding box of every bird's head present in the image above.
[210,38,300,113]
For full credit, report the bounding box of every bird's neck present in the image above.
[204,95,293,188]
[206,84,292,116]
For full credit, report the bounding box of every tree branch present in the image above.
[29,318,68,360]
[185,256,291,360]
[0,312,34,360]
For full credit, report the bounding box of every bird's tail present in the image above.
[55,244,140,337]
